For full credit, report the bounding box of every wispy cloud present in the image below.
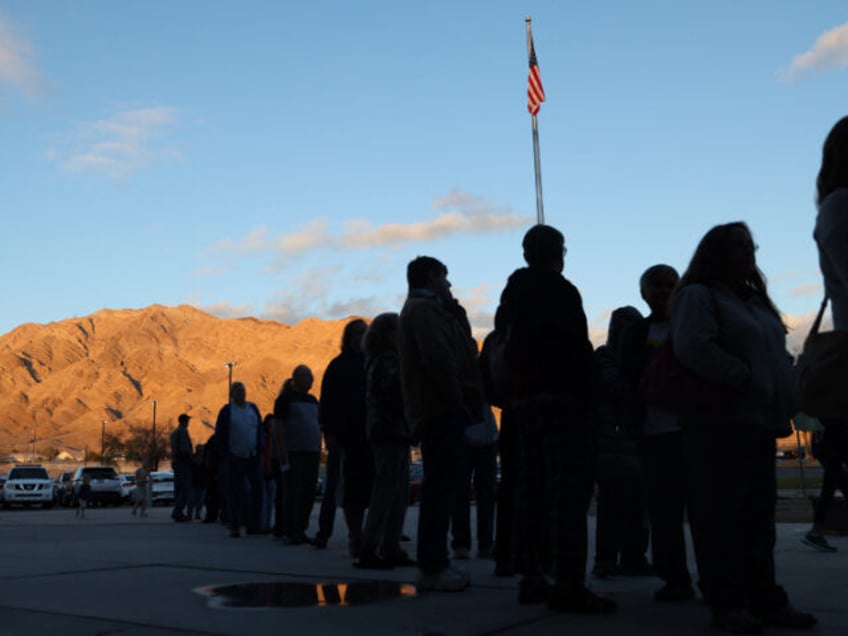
[49,107,179,181]
[788,283,821,298]
[199,300,256,320]
[778,21,848,82]
[0,14,47,100]
[214,190,531,262]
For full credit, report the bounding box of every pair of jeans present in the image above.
[684,422,786,612]
[172,460,193,518]
[417,409,467,574]
[451,443,497,552]
[282,451,320,538]
[224,454,262,531]
[641,431,693,587]
[361,440,410,557]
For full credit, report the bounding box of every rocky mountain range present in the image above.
[0,305,358,458]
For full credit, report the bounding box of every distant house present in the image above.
[55,450,78,462]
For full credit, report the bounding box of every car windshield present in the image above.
[10,468,49,480]
[83,468,118,479]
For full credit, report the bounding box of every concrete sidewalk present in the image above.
[0,504,844,635]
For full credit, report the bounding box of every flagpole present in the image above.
[526,18,544,225]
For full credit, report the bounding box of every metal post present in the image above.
[152,400,158,471]
[526,18,545,225]
[225,362,236,397]
[795,427,806,495]
[101,420,107,464]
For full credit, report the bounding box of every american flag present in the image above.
[527,35,545,115]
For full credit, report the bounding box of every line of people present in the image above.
[164,114,848,634]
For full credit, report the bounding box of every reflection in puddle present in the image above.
[196,581,418,609]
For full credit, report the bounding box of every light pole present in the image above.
[225,361,236,396]
[151,399,158,471]
[101,420,107,464]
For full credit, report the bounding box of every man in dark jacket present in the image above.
[494,224,615,613]
[170,413,193,522]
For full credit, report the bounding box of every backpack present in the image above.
[481,329,511,409]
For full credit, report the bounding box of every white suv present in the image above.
[2,465,54,509]
[71,466,122,506]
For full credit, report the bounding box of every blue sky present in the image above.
[1,1,846,349]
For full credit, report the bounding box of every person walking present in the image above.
[132,461,150,518]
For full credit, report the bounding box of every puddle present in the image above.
[196,581,418,609]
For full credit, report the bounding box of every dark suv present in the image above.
[71,466,122,506]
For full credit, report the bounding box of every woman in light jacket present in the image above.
[671,222,815,634]
[804,116,848,552]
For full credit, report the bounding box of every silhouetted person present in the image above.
[673,222,815,633]
[592,305,651,577]
[215,381,264,537]
[804,418,848,551]
[398,256,483,592]
[494,224,614,613]
[170,413,193,522]
[618,264,699,601]
[188,443,207,521]
[355,312,415,569]
[274,365,321,545]
[202,433,222,523]
[805,116,848,551]
[318,319,372,557]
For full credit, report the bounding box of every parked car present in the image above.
[149,471,175,506]
[0,473,8,498]
[71,466,122,507]
[776,448,806,460]
[55,471,74,506]
[3,465,54,509]
[119,473,136,503]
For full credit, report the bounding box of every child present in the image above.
[77,475,92,518]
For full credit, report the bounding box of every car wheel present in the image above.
[1,502,9,510]
[43,502,54,510]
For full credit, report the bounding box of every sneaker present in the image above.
[801,531,837,553]
[654,583,695,602]
[384,551,417,567]
[453,547,471,560]
[416,567,470,592]
[548,586,617,614]
[311,535,328,549]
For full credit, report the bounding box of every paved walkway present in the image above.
[0,503,845,635]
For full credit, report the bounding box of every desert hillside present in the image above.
[0,305,359,458]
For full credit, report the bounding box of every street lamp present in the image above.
[151,399,158,471]
[225,361,237,396]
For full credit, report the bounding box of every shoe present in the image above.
[518,575,551,604]
[416,567,470,592]
[401,534,411,542]
[174,514,191,523]
[312,536,328,549]
[592,562,623,578]
[229,529,240,538]
[453,547,471,560]
[757,605,817,629]
[354,551,395,570]
[246,527,271,535]
[477,546,494,559]
[548,586,617,614]
[801,531,837,553]
[712,609,763,634]
[654,583,695,602]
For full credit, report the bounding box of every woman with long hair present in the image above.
[671,222,816,633]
